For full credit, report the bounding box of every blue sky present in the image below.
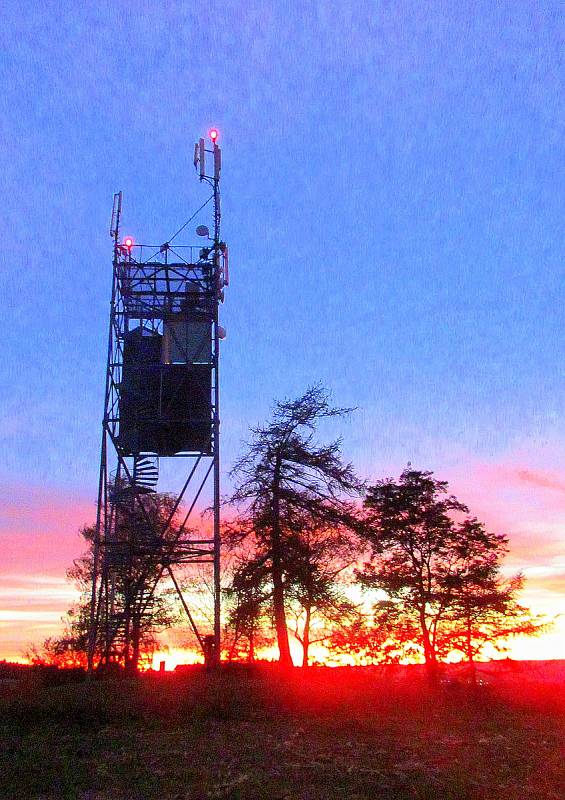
[0,0,563,490]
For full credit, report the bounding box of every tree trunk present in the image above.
[248,627,255,664]
[130,609,141,674]
[271,455,293,667]
[131,631,140,673]
[419,607,438,685]
[122,594,132,674]
[301,605,311,668]
[466,616,477,686]
[271,537,293,666]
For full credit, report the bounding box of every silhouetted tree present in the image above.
[223,555,272,662]
[89,490,185,672]
[34,489,194,672]
[442,572,547,673]
[330,602,422,665]
[284,517,362,667]
[227,386,361,666]
[357,469,542,679]
[25,632,88,669]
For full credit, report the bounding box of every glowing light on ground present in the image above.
[151,648,203,671]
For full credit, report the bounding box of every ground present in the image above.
[1,663,564,799]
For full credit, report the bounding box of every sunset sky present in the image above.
[1,2,563,663]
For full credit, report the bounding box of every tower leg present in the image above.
[213,443,221,664]
[87,430,107,675]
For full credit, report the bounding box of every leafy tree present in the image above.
[330,602,422,665]
[25,633,87,669]
[283,517,362,667]
[227,386,361,666]
[442,572,548,670]
[91,489,186,672]
[224,519,361,666]
[223,555,273,662]
[34,488,196,672]
[357,468,543,678]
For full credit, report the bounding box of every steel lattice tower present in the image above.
[87,131,227,673]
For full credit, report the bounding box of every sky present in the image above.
[0,1,563,662]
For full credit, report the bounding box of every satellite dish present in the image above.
[196,225,209,237]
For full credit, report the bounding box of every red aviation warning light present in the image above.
[209,128,219,143]
[123,236,134,249]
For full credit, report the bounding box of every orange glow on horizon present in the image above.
[147,618,565,671]
[151,647,203,671]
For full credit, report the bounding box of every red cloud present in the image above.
[516,470,565,494]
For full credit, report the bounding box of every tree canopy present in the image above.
[356,468,546,676]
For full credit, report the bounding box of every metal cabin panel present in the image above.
[162,312,212,364]
[118,327,212,456]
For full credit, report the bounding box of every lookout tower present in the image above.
[87,131,228,672]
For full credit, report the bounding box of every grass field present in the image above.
[1,663,564,800]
